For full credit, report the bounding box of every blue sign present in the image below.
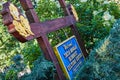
[54,36,85,80]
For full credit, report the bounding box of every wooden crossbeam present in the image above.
[1,0,88,80]
[1,9,76,43]
[31,15,75,37]
[6,15,76,42]
[19,0,66,80]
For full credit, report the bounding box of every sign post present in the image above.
[1,0,88,80]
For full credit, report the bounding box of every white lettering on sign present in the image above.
[70,46,77,53]
[76,53,83,62]
[73,61,82,72]
[64,50,71,58]
[67,59,77,71]
[68,51,77,62]
[63,42,72,50]
[63,45,84,72]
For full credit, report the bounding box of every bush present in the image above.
[76,19,120,80]
[20,56,55,80]
[0,55,55,80]
[75,0,120,52]
[1,54,26,80]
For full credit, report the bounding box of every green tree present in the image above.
[67,0,120,52]
[76,19,120,80]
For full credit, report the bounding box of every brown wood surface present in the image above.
[1,2,13,26]
[1,0,88,80]
[19,0,33,11]
[58,0,88,57]
[19,0,66,80]
[30,15,76,34]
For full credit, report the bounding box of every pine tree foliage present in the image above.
[20,56,55,80]
[77,19,120,80]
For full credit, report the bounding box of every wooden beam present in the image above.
[58,0,70,15]
[19,0,33,11]
[19,0,39,23]
[30,15,76,34]
[58,0,88,57]
[19,0,66,80]
[37,35,66,80]
[1,2,13,26]
[2,15,75,43]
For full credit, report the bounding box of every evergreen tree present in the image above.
[20,56,55,80]
[77,19,120,80]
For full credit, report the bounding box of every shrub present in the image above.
[74,0,120,52]
[20,56,55,80]
[76,19,120,80]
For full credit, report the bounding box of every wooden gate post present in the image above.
[58,0,88,57]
